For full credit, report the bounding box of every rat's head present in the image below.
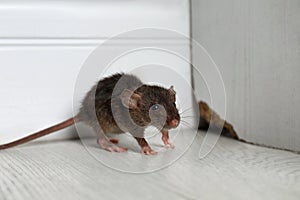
[120,85,180,130]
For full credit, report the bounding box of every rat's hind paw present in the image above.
[141,146,158,155]
[97,138,127,153]
[106,145,128,153]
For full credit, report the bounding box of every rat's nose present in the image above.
[170,119,179,127]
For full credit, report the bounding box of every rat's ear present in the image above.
[120,89,141,109]
[168,86,176,102]
[168,86,176,95]
[168,85,176,102]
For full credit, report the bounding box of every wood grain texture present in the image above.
[0,130,299,200]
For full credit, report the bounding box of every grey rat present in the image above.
[0,73,180,155]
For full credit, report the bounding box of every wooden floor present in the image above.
[0,131,299,200]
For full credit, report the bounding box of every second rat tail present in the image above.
[0,116,79,150]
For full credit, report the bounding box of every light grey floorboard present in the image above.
[0,131,299,200]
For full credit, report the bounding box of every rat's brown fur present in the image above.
[198,101,300,154]
[198,101,238,139]
[78,73,180,154]
[0,73,180,155]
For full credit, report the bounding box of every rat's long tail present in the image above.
[0,116,79,150]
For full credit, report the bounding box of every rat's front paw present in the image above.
[141,146,157,155]
[162,138,175,149]
[161,132,175,149]
[164,142,175,149]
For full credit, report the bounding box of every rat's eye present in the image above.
[151,104,159,111]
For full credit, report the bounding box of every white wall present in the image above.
[0,0,191,144]
[192,0,300,151]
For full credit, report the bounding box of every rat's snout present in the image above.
[170,119,179,127]
[167,113,180,128]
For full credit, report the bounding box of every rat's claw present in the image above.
[142,146,157,155]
